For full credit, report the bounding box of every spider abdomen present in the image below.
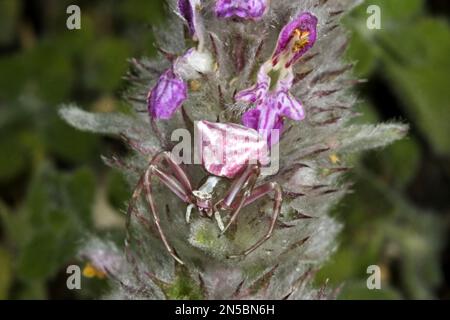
[196,120,270,179]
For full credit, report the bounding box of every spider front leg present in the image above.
[227,181,283,259]
[215,164,261,234]
[128,151,194,265]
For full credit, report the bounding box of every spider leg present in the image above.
[185,204,195,223]
[149,151,196,224]
[218,164,260,234]
[126,173,155,238]
[151,151,193,193]
[127,151,194,265]
[214,211,225,231]
[126,152,192,229]
[228,182,283,259]
[142,166,189,265]
[222,164,260,208]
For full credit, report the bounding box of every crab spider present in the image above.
[127,120,282,265]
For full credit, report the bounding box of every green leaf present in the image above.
[379,19,450,155]
[119,0,165,23]
[15,281,47,300]
[45,115,100,164]
[368,138,421,189]
[0,132,29,181]
[25,163,96,229]
[0,201,32,249]
[17,230,60,281]
[15,164,96,281]
[67,168,96,226]
[347,0,424,29]
[344,0,425,77]
[345,30,377,77]
[371,0,423,21]
[82,38,131,92]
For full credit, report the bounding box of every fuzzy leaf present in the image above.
[59,105,138,136]
[337,123,408,153]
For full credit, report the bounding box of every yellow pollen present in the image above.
[189,80,201,92]
[292,29,310,53]
[83,263,106,279]
[329,154,340,165]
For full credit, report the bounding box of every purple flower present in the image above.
[178,0,203,41]
[272,12,318,68]
[215,0,268,20]
[147,34,214,121]
[147,69,188,120]
[239,69,304,145]
[236,12,317,144]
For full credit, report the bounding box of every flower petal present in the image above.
[174,48,214,80]
[266,114,284,146]
[276,91,305,121]
[215,0,268,20]
[235,66,270,103]
[272,12,318,68]
[274,71,305,121]
[178,0,202,40]
[148,69,188,120]
[242,107,260,130]
[242,101,284,146]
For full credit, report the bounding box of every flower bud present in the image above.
[147,69,188,120]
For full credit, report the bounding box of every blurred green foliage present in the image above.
[316,0,450,299]
[0,0,448,299]
[0,0,165,299]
